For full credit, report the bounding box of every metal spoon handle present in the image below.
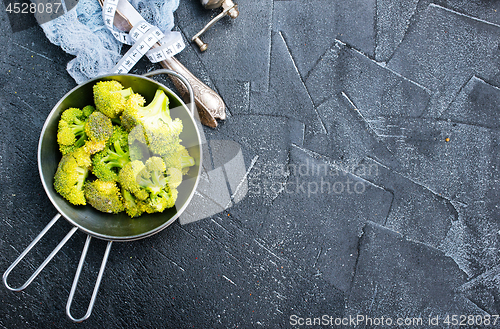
[160,57,224,128]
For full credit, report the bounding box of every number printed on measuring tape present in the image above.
[5,2,62,14]
[103,0,186,73]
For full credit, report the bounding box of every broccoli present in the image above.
[92,126,130,181]
[166,167,183,189]
[80,111,114,155]
[84,180,124,214]
[136,157,177,212]
[121,189,144,218]
[93,80,133,119]
[53,148,92,205]
[121,189,160,218]
[163,144,195,175]
[119,157,177,214]
[82,105,95,117]
[57,108,88,155]
[85,111,113,143]
[128,125,150,162]
[118,160,149,201]
[120,93,145,132]
[121,89,183,156]
[54,81,190,218]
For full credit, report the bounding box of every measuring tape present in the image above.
[102,0,185,74]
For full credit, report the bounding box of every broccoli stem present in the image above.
[75,167,89,190]
[102,140,129,170]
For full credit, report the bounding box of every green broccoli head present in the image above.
[135,157,166,195]
[82,105,95,117]
[93,80,133,119]
[121,89,183,156]
[163,144,195,175]
[118,160,149,201]
[119,157,178,215]
[136,157,178,212]
[128,125,151,162]
[85,111,113,143]
[92,126,130,181]
[143,185,177,213]
[166,167,183,189]
[121,189,145,218]
[120,93,145,132]
[54,148,92,205]
[84,180,124,214]
[57,108,87,154]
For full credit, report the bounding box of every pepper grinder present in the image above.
[191,0,239,52]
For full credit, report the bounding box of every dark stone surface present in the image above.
[2,0,500,327]
[348,222,485,320]
[375,0,420,62]
[305,40,431,118]
[440,76,500,130]
[272,0,337,79]
[355,157,455,249]
[302,93,398,170]
[387,4,500,117]
[374,118,500,208]
[441,201,500,279]
[258,146,392,293]
[335,0,376,58]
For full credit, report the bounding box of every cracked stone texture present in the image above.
[248,31,326,144]
[213,115,300,231]
[440,201,500,279]
[440,76,500,130]
[305,40,431,118]
[272,0,337,79]
[302,93,398,170]
[374,118,500,208]
[2,0,500,327]
[355,157,455,249]
[387,4,500,118]
[375,0,420,62]
[257,146,392,293]
[335,0,376,58]
[348,222,486,319]
[459,266,500,315]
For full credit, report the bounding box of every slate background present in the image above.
[1,0,500,328]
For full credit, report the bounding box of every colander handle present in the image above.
[66,235,112,323]
[2,214,78,292]
[143,69,196,117]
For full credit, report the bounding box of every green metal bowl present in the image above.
[38,73,202,241]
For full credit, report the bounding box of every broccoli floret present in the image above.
[120,93,145,132]
[84,180,124,214]
[54,148,92,205]
[136,157,166,195]
[82,105,95,117]
[85,111,113,143]
[57,108,87,155]
[166,167,183,189]
[136,157,177,212]
[121,189,155,218]
[143,185,177,213]
[163,144,195,175]
[121,89,183,156]
[118,160,149,201]
[128,125,150,162]
[93,80,133,119]
[92,126,130,181]
[119,157,177,215]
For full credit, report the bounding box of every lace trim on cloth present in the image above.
[40,0,179,83]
